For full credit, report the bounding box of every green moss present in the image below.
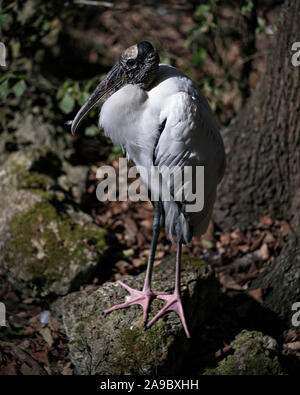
[2,161,24,176]
[182,255,207,268]
[8,200,109,296]
[69,339,85,351]
[111,321,174,374]
[18,171,54,191]
[204,330,283,375]
[17,171,55,199]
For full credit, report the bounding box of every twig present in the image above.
[196,344,233,365]
[0,341,48,375]
[74,0,114,7]
[214,344,232,360]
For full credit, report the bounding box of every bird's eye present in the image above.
[126,59,136,67]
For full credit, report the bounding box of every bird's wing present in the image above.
[154,91,224,196]
[153,91,225,240]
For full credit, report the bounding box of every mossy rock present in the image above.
[55,255,219,374]
[0,148,110,297]
[0,145,87,203]
[204,330,283,375]
[6,200,109,296]
[0,114,73,167]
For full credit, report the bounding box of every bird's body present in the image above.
[70,42,225,338]
[100,64,225,243]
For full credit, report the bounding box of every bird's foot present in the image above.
[103,280,167,323]
[146,292,191,338]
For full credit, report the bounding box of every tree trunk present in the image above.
[214,0,300,231]
[250,229,300,325]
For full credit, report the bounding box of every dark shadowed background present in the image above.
[0,0,299,376]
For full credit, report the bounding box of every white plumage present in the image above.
[71,42,225,338]
[100,64,225,242]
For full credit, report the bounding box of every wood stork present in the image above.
[70,41,225,338]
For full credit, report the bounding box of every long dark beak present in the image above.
[71,63,126,136]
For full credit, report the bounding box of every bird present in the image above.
[70,41,225,338]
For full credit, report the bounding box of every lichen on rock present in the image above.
[0,147,111,297]
[54,255,219,375]
[204,330,283,375]
[7,200,109,296]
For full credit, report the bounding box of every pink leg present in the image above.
[146,236,191,338]
[104,280,167,322]
[104,203,165,323]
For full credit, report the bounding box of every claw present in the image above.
[104,280,155,323]
[104,281,190,337]
[147,293,191,338]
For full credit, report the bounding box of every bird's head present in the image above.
[70,41,159,136]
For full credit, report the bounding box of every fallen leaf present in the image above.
[248,288,264,303]
[201,239,215,249]
[39,328,53,347]
[24,326,36,336]
[284,341,300,351]
[32,351,49,365]
[260,243,269,260]
[62,362,73,375]
[0,361,18,375]
[264,231,275,243]
[20,363,39,375]
[220,233,230,246]
[218,272,247,291]
[202,220,214,241]
[259,215,273,227]
[115,260,131,274]
[279,221,292,237]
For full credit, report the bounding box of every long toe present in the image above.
[104,281,155,323]
[147,293,191,338]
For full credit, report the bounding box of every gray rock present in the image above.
[0,147,110,297]
[56,256,218,375]
[1,114,88,204]
[250,230,300,324]
[204,330,283,375]
[0,114,66,166]
[59,161,88,204]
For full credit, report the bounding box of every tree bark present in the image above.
[215,0,300,230]
[250,229,300,325]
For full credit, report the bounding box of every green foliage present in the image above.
[0,0,78,129]
[191,47,207,68]
[255,16,274,35]
[85,125,99,137]
[0,0,114,160]
[59,93,75,114]
[12,79,26,97]
[0,79,9,99]
[5,326,25,337]
[186,0,259,124]
[241,0,254,16]
[108,145,124,161]
[56,76,107,138]
[56,76,102,120]
[0,12,10,29]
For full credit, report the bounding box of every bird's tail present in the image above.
[163,201,192,244]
